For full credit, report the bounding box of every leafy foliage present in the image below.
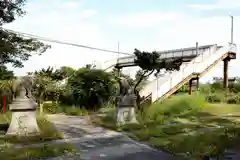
[0,0,50,68]
[0,0,26,25]
[0,65,14,80]
[59,66,75,78]
[133,48,183,93]
[0,30,50,67]
[68,67,117,109]
[134,49,183,73]
[35,66,65,81]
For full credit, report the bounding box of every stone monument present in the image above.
[116,77,138,126]
[6,83,40,136]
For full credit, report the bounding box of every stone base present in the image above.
[116,107,138,126]
[6,110,40,136]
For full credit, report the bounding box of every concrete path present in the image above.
[46,114,179,160]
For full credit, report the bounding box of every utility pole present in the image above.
[117,41,120,76]
[117,41,120,61]
[230,15,234,44]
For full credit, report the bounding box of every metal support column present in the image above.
[188,79,193,95]
[223,59,229,89]
[196,78,199,91]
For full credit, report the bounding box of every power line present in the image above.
[0,27,133,56]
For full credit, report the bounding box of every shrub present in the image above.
[62,106,88,116]
[199,84,212,94]
[43,102,88,116]
[205,93,223,103]
[226,93,240,104]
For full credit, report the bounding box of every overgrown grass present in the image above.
[0,143,77,160]
[43,102,89,116]
[93,94,240,159]
[145,94,206,121]
[91,106,117,130]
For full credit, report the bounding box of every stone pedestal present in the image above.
[6,87,40,136]
[116,94,138,126]
[116,107,137,126]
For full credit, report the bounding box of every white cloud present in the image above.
[187,0,240,10]
[108,11,181,28]
[81,9,97,19]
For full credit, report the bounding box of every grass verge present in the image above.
[0,143,77,160]
[92,95,240,159]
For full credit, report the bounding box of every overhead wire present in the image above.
[0,27,133,56]
[0,27,238,69]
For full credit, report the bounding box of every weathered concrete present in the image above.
[6,87,39,136]
[47,114,178,160]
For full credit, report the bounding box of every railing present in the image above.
[116,44,218,64]
[140,43,236,102]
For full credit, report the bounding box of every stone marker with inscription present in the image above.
[6,85,40,136]
[116,91,138,126]
[116,77,138,126]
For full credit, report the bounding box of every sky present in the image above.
[3,0,240,82]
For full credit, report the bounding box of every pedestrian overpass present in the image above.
[101,43,237,103]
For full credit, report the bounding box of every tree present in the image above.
[134,70,148,91]
[35,66,65,81]
[68,68,117,110]
[133,48,183,95]
[32,66,66,113]
[59,66,75,78]
[0,0,50,68]
[0,65,14,80]
[111,68,135,87]
[0,65,15,109]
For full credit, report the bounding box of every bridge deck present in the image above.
[115,44,222,68]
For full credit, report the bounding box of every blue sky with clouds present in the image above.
[3,0,240,82]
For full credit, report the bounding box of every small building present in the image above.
[212,77,238,83]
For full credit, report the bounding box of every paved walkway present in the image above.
[46,114,179,160]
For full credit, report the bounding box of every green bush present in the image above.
[231,83,240,93]
[42,102,59,114]
[42,102,88,116]
[226,93,240,104]
[199,84,212,94]
[146,94,206,121]
[205,93,224,103]
[62,106,88,116]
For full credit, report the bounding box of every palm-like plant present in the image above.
[32,66,67,113]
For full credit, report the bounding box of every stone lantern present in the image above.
[6,85,40,136]
[116,90,138,126]
[116,77,138,126]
